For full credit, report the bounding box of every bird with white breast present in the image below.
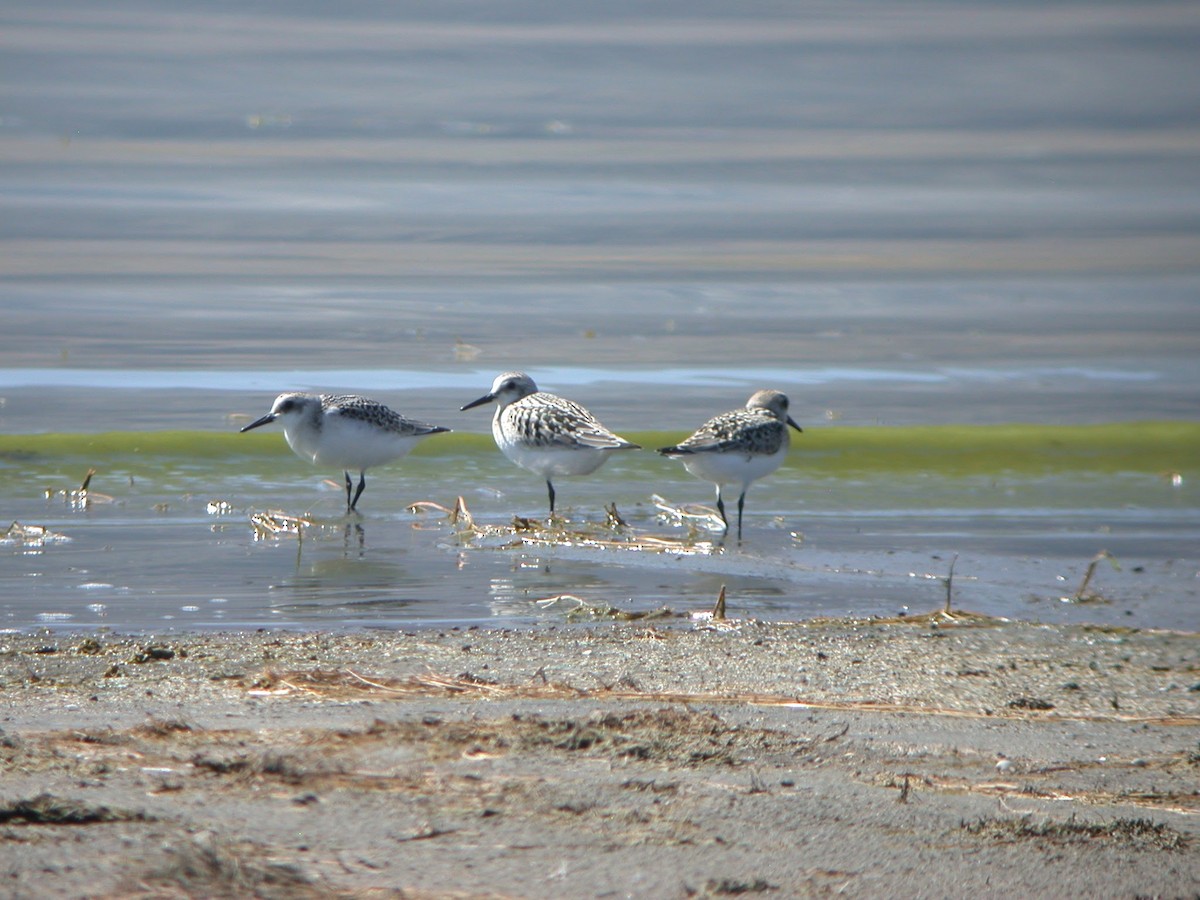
[241,392,450,512]
[461,371,639,515]
[658,390,802,541]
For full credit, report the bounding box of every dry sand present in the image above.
[2,617,1198,898]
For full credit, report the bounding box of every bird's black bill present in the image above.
[240,413,277,433]
[787,417,803,433]
[460,393,495,411]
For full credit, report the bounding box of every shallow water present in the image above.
[2,427,1197,633]
[1,2,1198,632]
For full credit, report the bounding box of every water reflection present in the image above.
[271,554,413,614]
[486,556,659,619]
[343,521,365,556]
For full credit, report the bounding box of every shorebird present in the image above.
[658,390,802,541]
[461,371,639,514]
[241,392,450,512]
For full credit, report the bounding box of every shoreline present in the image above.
[2,618,1198,897]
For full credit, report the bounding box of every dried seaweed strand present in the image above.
[252,670,1200,727]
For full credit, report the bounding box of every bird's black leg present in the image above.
[350,471,367,511]
[715,488,729,533]
[546,479,556,515]
[343,471,353,511]
[736,490,747,542]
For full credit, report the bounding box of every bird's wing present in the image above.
[660,408,782,456]
[508,394,638,450]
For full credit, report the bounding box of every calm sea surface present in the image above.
[1,2,1198,633]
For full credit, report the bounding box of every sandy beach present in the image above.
[3,5,1198,895]
[2,617,1197,898]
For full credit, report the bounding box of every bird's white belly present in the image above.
[494,419,610,478]
[285,421,421,470]
[681,445,787,488]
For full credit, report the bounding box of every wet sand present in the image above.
[2,618,1197,898]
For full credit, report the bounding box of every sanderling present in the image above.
[657,390,802,541]
[461,371,639,514]
[241,392,450,512]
